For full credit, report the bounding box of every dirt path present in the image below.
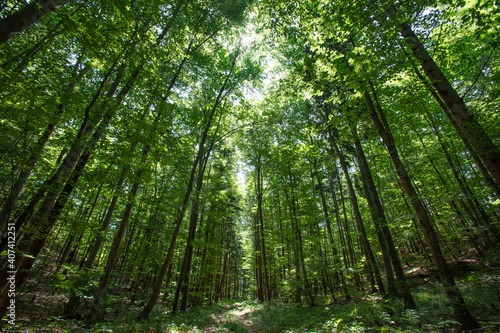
[206,302,258,332]
[235,302,257,332]
[205,304,231,332]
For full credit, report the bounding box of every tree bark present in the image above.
[85,168,127,269]
[0,98,117,316]
[173,142,212,312]
[327,169,352,299]
[137,107,212,319]
[3,61,124,248]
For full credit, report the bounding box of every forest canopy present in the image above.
[0,0,499,332]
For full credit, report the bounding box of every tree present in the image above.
[0,0,75,45]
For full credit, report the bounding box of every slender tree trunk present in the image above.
[352,131,396,294]
[1,19,64,73]
[327,170,351,299]
[427,117,500,243]
[214,252,229,303]
[85,134,152,323]
[57,230,76,269]
[349,120,416,308]
[337,175,354,267]
[254,212,264,301]
[8,10,182,279]
[64,175,125,317]
[85,168,127,269]
[173,144,211,312]
[281,184,301,303]
[138,128,209,319]
[85,167,143,323]
[327,128,385,294]
[256,159,270,301]
[0,70,125,295]
[70,43,189,319]
[176,194,200,311]
[311,155,346,299]
[61,184,102,269]
[2,62,123,248]
[0,132,102,316]
[364,81,479,330]
[289,172,315,307]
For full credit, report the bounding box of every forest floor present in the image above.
[1,259,500,332]
[205,303,258,332]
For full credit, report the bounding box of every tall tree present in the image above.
[0,0,75,44]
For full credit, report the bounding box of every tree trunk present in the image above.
[349,119,416,308]
[0,52,87,233]
[427,117,500,244]
[288,172,316,307]
[85,165,144,323]
[399,21,500,191]
[3,62,123,250]
[313,163,344,297]
[0,129,105,316]
[411,65,500,201]
[84,127,154,323]
[65,184,123,316]
[138,46,239,319]
[84,168,127,269]
[254,213,264,301]
[137,124,210,319]
[327,170,351,299]
[364,81,479,330]
[256,159,270,301]
[0,73,124,297]
[173,143,212,312]
[0,0,75,44]
[327,128,385,294]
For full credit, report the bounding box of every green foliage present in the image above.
[1,0,499,331]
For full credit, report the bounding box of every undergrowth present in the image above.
[2,270,499,332]
[246,272,500,333]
